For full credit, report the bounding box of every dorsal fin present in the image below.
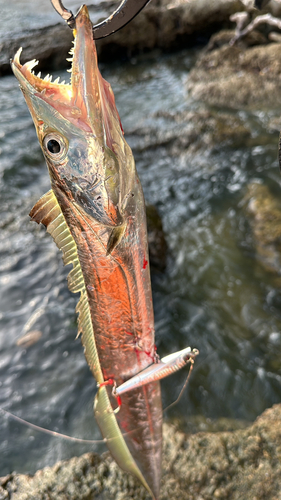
[30,190,79,271]
[29,189,103,381]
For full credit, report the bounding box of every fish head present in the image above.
[11,5,135,228]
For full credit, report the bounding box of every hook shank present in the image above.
[51,0,76,27]
[50,0,151,39]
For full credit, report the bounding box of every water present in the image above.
[1,8,281,477]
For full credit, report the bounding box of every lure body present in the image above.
[114,347,199,396]
[11,6,162,498]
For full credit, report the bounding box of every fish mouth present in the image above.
[11,5,129,229]
[11,5,118,138]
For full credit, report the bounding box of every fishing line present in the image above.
[0,408,107,445]
[0,407,157,445]
[163,358,195,413]
[162,350,212,413]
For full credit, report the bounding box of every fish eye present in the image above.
[43,133,68,161]
[47,139,61,154]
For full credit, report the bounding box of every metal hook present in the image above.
[50,0,151,39]
[50,0,76,28]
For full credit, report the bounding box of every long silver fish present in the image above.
[12,6,162,498]
[11,6,198,498]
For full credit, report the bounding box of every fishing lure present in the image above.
[11,4,198,498]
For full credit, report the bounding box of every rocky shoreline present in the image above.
[1,404,281,500]
[0,0,243,75]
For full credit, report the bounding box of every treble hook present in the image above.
[50,0,151,39]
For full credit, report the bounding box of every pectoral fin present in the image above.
[106,223,126,255]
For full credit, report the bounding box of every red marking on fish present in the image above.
[142,257,148,270]
[144,350,155,361]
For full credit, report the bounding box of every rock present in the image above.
[128,108,251,157]
[102,0,244,57]
[0,23,73,76]
[205,28,267,50]
[2,404,281,499]
[243,182,281,276]
[0,0,244,75]
[188,36,281,109]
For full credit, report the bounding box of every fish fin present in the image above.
[106,223,126,255]
[94,388,154,498]
[29,190,61,226]
[30,190,82,292]
[75,290,103,382]
[30,191,76,265]
[30,190,103,381]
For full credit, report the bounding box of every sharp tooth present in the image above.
[41,89,46,95]
[61,80,66,85]
[24,59,39,72]
[66,68,72,73]
[66,57,73,62]
[37,71,41,78]
[44,74,53,82]
[14,47,23,65]
[54,77,60,84]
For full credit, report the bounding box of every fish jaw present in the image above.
[11,6,106,136]
[10,5,135,229]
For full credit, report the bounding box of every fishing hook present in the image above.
[97,378,122,413]
[50,0,151,39]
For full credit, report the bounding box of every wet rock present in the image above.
[129,108,251,157]
[0,0,244,75]
[0,23,73,76]
[266,114,281,132]
[2,404,281,499]
[205,27,267,50]
[102,0,244,58]
[243,182,281,275]
[188,36,281,109]
[161,405,281,500]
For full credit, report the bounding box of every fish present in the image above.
[11,5,162,499]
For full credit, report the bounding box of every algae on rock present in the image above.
[2,405,281,500]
